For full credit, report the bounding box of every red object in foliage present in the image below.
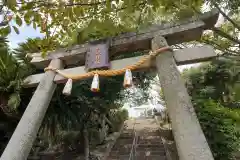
[7,15,13,21]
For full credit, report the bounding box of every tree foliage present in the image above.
[200,0,240,58]
[0,0,205,47]
[194,100,240,160]
[0,38,32,113]
[0,0,240,158]
[183,58,240,106]
[182,59,240,159]
[0,0,239,59]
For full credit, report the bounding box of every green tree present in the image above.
[0,38,32,114]
[194,100,240,160]
[2,0,239,159]
[0,0,204,47]
[183,58,239,107]
[0,37,35,153]
[182,59,240,159]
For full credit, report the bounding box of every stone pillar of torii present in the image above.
[1,9,219,160]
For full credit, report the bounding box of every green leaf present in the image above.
[0,26,11,36]
[49,10,56,19]
[73,7,83,16]
[66,8,74,21]
[33,13,41,23]
[41,50,47,58]
[106,0,111,11]
[8,93,21,110]
[7,0,17,11]
[12,26,20,34]
[25,2,35,9]
[24,11,33,25]
[20,1,35,11]
[15,15,23,26]
[33,22,37,29]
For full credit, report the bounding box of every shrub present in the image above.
[194,99,240,160]
[108,109,128,132]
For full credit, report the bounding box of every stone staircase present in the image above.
[107,129,134,160]
[135,130,167,160]
[107,118,167,160]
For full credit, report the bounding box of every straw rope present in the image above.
[44,47,172,80]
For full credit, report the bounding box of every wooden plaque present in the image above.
[85,39,110,71]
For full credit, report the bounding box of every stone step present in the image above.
[109,151,166,157]
[137,144,165,148]
[115,139,134,143]
[138,140,163,143]
[111,146,134,152]
[107,155,129,160]
[138,132,160,136]
[107,121,168,160]
[120,132,133,135]
[138,156,167,160]
[137,143,164,146]
[27,156,40,160]
[138,138,162,141]
[135,150,166,156]
[138,135,161,138]
[137,141,163,145]
[109,151,131,156]
[107,155,167,160]
[112,144,165,151]
[136,147,165,152]
[119,136,133,139]
[112,145,165,152]
[112,144,132,149]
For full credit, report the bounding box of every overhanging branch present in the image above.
[211,0,240,31]
[201,39,239,56]
[212,27,240,45]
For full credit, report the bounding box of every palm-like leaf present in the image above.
[0,37,32,113]
[14,37,63,62]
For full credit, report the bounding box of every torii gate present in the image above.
[1,9,219,160]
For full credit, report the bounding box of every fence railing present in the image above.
[128,119,138,160]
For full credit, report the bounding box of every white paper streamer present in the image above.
[123,69,133,88]
[62,78,73,96]
[91,74,100,92]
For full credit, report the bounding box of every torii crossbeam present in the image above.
[1,9,219,160]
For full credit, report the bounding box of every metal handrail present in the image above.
[128,119,138,160]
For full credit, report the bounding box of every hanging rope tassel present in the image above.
[91,74,100,92]
[62,78,73,96]
[44,47,172,81]
[123,69,133,88]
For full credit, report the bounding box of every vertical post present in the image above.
[1,59,63,160]
[152,36,214,160]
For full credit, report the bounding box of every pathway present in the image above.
[107,118,167,160]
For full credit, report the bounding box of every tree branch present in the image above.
[201,39,239,56]
[212,27,240,45]
[0,0,6,13]
[211,0,240,31]
[65,1,106,7]
[21,1,106,10]
[0,21,8,27]
[66,2,146,21]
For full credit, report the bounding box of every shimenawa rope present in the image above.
[44,46,172,80]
